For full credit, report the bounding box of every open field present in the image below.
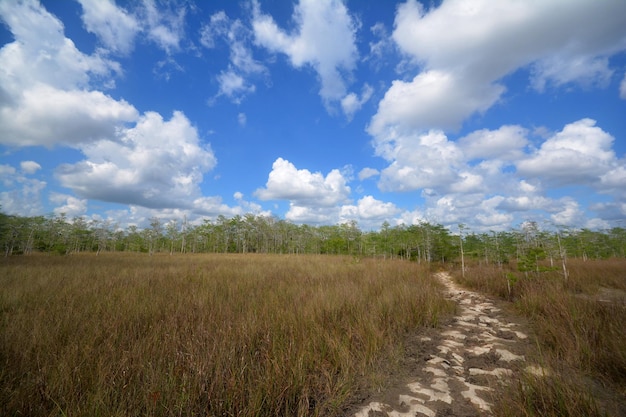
[0,253,454,417]
[452,258,626,416]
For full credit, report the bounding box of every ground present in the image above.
[351,272,541,417]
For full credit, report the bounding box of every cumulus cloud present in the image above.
[20,161,41,175]
[193,196,243,217]
[77,0,139,55]
[370,0,626,136]
[600,166,626,198]
[340,196,399,221]
[376,130,464,192]
[0,84,138,147]
[255,158,351,207]
[56,111,216,209]
[516,119,617,186]
[458,125,528,162]
[0,0,227,215]
[284,205,339,225]
[0,1,121,94]
[550,198,585,226]
[362,0,626,230]
[0,1,138,147]
[341,84,373,121]
[252,0,358,109]
[366,116,625,231]
[369,69,505,135]
[50,193,88,218]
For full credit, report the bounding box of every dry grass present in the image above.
[0,253,453,416]
[453,258,626,416]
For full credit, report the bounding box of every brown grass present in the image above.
[0,253,453,416]
[453,258,626,416]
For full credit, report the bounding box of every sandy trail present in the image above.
[354,272,537,417]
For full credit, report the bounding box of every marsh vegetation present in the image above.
[454,258,626,416]
[2,212,626,416]
[0,254,453,416]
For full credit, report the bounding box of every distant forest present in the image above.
[2,211,625,262]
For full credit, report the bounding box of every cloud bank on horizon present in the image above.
[1,0,625,231]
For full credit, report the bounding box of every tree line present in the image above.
[1,211,625,263]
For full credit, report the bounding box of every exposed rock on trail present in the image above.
[354,272,536,417]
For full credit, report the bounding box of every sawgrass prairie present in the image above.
[0,253,453,417]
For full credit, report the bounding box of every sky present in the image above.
[1,0,625,232]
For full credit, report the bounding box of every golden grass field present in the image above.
[2,254,625,416]
[0,254,453,417]
[453,258,626,416]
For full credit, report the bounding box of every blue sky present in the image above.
[1,0,625,231]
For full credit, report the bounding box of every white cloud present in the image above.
[78,0,191,56]
[77,0,139,55]
[516,118,617,186]
[531,54,613,92]
[370,0,626,137]
[20,161,41,175]
[473,197,515,229]
[366,116,625,230]
[0,1,138,148]
[216,70,255,101]
[361,0,626,231]
[202,10,267,103]
[600,165,626,195]
[621,73,626,99]
[449,171,484,193]
[369,70,504,135]
[498,195,554,213]
[199,11,228,49]
[366,22,393,69]
[56,111,217,209]
[139,0,186,54]
[393,0,626,83]
[341,84,373,120]
[0,164,16,184]
[50,193,88,218]
[284,205,339,225]
[193,196,243,217]
[252,0,358,109]
[0,163,47,216]
[237,112,247,126]
[458,125,528,162]
[0,1,121,95]
[0,84,138,147]
[376,130,464,192]
[255,158,351,207]
[340,196,399,221]
[358,167,379,181]
[550,198,585,227]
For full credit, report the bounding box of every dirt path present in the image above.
[353,272,540,417]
